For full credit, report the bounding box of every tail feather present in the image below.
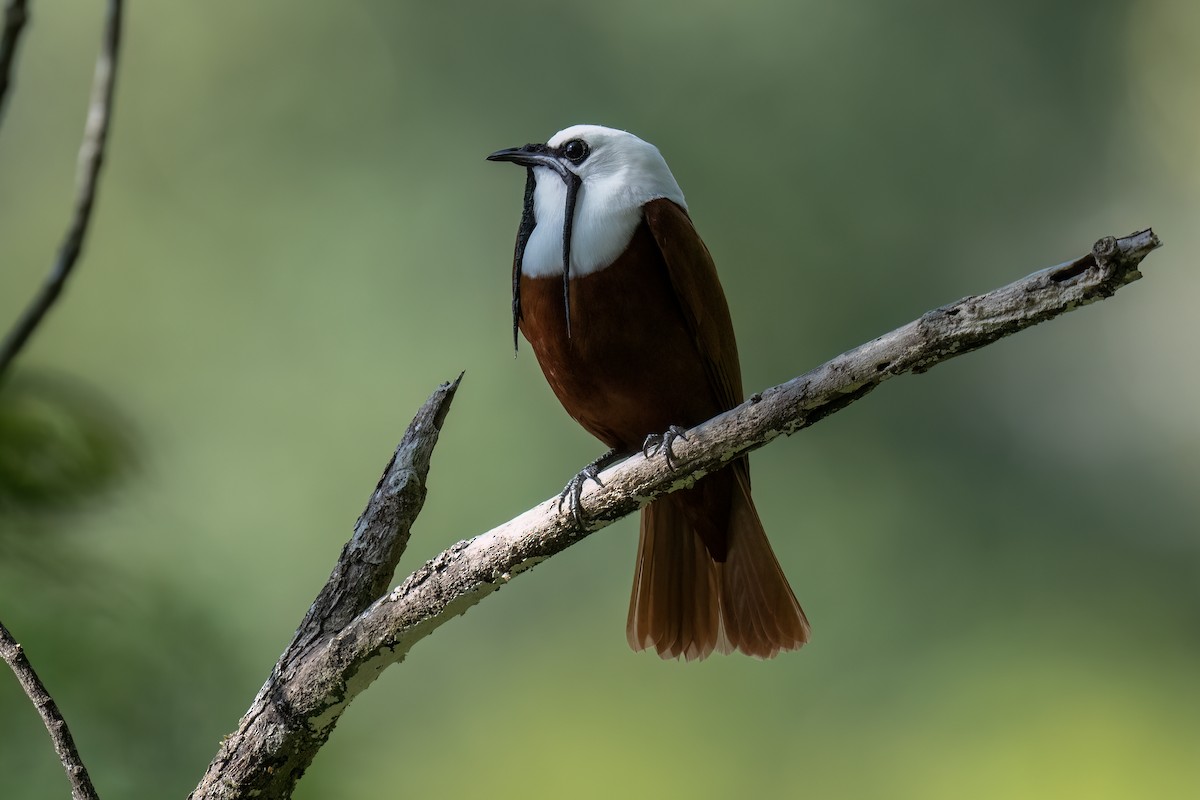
[720,467,809,658]
[626,465,809,661]
[627,495,721,661]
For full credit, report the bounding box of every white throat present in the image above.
[520,126,687,279]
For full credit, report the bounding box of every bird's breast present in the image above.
[518,220,723,450]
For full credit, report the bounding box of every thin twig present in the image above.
[190,229,1160,799]
[0,0,123,382]
[0,0,29,123]
[0,617,101,800]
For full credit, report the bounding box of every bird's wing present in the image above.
[643,198,744,411]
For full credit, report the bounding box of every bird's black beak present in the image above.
[489,139,583,341]
[487,144,570,179]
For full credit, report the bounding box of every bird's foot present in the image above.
[642,425,689,470]
[558,448,622,527]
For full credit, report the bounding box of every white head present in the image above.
[488,125,687,278]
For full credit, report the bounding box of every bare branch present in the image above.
[190,377,462,799]
[283,374,462,661]
[0,617,100,800]
[0,0,123,382]
[192,229,1159,798]
[0,0,29,123]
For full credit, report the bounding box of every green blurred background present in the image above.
[1,1,1197,797]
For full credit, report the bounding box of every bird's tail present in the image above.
[626,465,810,660]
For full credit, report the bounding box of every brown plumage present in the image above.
[518,198,810,660]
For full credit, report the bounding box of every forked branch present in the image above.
[190,228,1160,799]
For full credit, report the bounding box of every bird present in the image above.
[488,124,809,660]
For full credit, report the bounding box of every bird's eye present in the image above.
[561,139,590,164]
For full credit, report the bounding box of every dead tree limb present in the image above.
[0,0,123,382]
[190,378,462,799]
[189,228,1160,799]
[0,617,100,800]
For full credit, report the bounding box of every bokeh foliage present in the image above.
[0,374,134,514]
[1,1,1197,798]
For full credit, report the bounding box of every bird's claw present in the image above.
[642,425,689,470]
[557,448,623,527]
[558,463,604,527]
